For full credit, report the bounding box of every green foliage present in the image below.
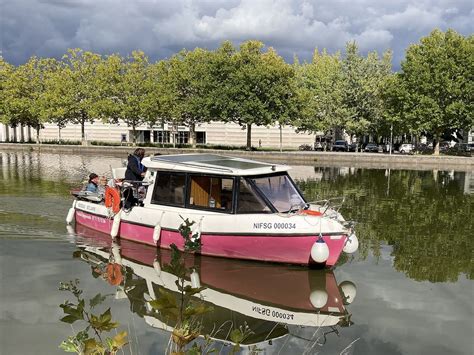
[389,29,474,154]
[1,56,60,142]
[298,167,474,282]
[341,43,393,137]
[3,31,470,151]
[60,49,104,142]
[209,41,300,149]
[178,216,202,252]
[99,51,160,144]
[158,48,215,147]
[295,49,347,134]
[58,279,128,354]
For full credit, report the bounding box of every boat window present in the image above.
[250,174,305,212]
[151,172,186,206]
[237,178,271,213]
[188,175,233,212]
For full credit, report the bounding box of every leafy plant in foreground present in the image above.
[58,279,128,354]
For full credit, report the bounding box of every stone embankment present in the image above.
[1,143,473,171]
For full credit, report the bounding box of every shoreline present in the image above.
[1,143,473,171]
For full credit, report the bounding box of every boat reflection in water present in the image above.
[73,224,356,351]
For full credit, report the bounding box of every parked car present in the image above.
[414,143,433,154]
[439,141,451,153]
[314,141,324,151]
[298,144,313,151]
[364,143,379,153]
[453,142,472,152]
[332,140,349,152]
[348,142,358,152]
[399,143,414,154]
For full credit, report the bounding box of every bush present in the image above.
[42,139,82,145]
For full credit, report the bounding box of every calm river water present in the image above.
[0,151,473,355]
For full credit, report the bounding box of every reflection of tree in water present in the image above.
[297,168,474,282]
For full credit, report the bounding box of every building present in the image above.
[0,121,317,149]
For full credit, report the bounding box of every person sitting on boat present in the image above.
[85,173,99,193]
[125,148,147,181]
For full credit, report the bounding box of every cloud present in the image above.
[1,0,473,68]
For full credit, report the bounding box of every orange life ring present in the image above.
[106,263,123,285]
[105,186,121,213]
[301,209,323,216]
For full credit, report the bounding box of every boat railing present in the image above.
[306,197,346,218]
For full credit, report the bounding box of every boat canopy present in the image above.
[142,154,290,176]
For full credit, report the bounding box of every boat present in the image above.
[73,224,356,349]
[66,154,358,266]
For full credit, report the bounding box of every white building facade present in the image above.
[0,121,317,149]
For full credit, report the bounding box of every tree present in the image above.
[60,49,103,144]
[342,43,393,140]
[397,29,474,154]
[1,56,59,143]
[41,62,73,142]
[99,51,159,145]
[0,57,14,139]
[262,48,301,151]
[295,49,347,136]
[160,48,214,147]
[212,41,299,149]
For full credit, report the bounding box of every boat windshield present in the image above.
[250,174,306,212]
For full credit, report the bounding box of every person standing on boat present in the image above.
[85,173,99,193]
[125,148,147,181]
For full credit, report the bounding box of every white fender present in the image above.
[66,200,77,224]
[311,238,329,263]
[343,233,359,254]
[339,281,357,304]
[190,269,201,289]
[309,289,328,309]
[66,225,75,236]
[111,242,122,264]
[111,210,122,239]
[153,259,161,277]
[153,212,164,243]
[192,216,204,242]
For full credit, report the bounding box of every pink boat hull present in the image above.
[75,210,346,266]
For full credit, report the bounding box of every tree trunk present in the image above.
[4,124,10,142]
[20,124,25,143]
[80,110,88,145]
[279,124,283,152]
[433,133,440,156]
[58,126,62,143]
[36,126,40,144]
[246,123,252,150]
[189,122,196,148]
[12,126,17,142]
[81,120,86,145]
[132,125,137,146]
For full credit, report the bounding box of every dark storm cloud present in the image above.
[1,0,473,68]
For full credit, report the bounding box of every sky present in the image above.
[1,0,473,69]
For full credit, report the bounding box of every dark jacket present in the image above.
[125,154,147,181]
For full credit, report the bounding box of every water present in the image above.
[0,151,473,355]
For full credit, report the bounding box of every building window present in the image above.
[175,131,189,144]
[196,132,206,144]
[151,172,186,206]
[154,131,170,144]
[143,131,151,143]
[188,175,233,211]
